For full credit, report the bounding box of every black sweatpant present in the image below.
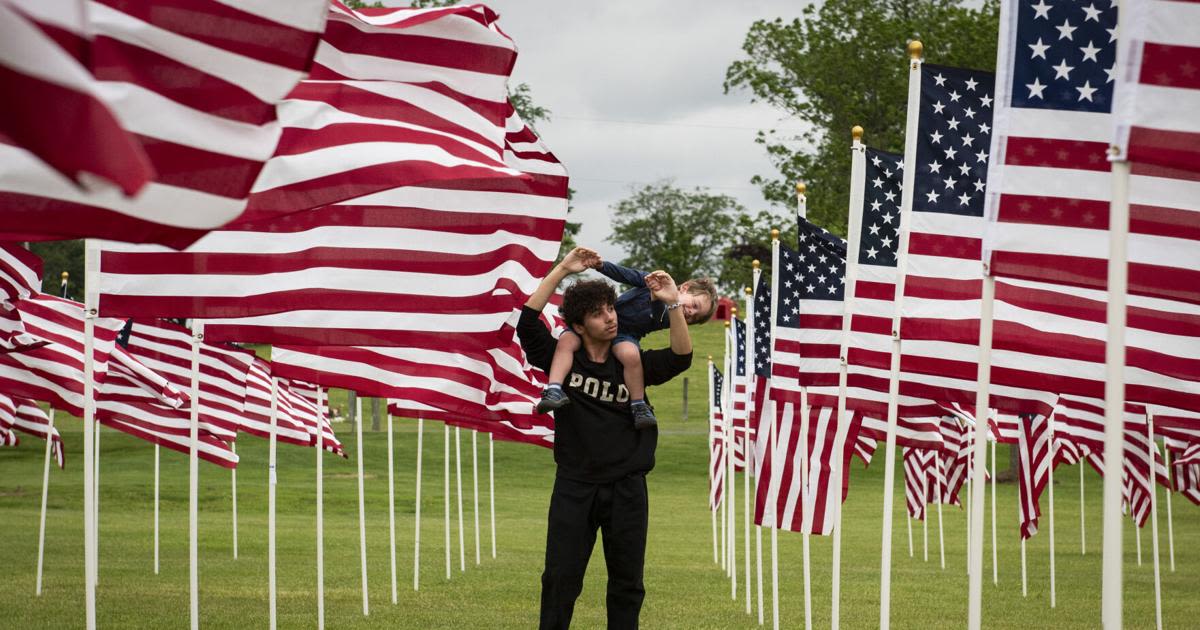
[539,474,649,630]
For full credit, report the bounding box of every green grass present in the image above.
[0,320,1197,628]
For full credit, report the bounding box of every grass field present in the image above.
[0,320,1196,628]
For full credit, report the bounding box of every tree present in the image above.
[29,240,83,299]
[725,0,999,235]
[714,209,798,295]
[608,182,742,287]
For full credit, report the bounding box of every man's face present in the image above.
[571,302,618,342]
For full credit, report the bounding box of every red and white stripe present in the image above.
[118,318,253,442]
[903,447,936,521]
[243,1,521,218]
[281,377,345,457]
[0,0,330,247]
[936,417,971,507]
[1115,0,1200,177]
[96,397,238,468]
[95,108,568,352]
[1,243,42,304]
[1017,413,1051,539]
[0,294,126,416]
[6,396,65,468]
[0,0,152,196]
[241,358,315,448]
[985,0,1200,307]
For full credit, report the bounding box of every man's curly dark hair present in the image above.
[560,279,617,330]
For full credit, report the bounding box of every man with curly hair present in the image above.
[519,247,694,629]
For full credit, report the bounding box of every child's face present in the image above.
[679,290,712,325]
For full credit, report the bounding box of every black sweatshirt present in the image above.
[517,306,693,483]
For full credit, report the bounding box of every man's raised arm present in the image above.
[646,270,692,356]
[525,247,599,312]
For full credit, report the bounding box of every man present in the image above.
[519,246,694,629]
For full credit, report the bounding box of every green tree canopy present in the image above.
[725,0,999,235]
[608,182,744,289]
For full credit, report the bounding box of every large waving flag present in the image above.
[0,0,329,247]
[986,0,1200,306]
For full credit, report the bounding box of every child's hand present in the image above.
[646,270,679,304]
[559,247,599,274]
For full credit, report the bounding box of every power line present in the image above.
[552,114,806,133]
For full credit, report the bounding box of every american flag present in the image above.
[710,361,726,511]
[936,416,971,507]
[0,294,126,417]
[727,316,750,471]
[1,243,42,305]
[95,107,567,354]
[0,1,153,196]
[903,447,937,521]
[7,396,64,468]
[243,358,316,448]
[242,2,522,221]
[985,0,1200,306]
[747,271,772,454]
[1017,413,1051,539]
[1113,0,1200,174]
[0,0,329,247]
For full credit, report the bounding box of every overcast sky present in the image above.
[477,1,812,262]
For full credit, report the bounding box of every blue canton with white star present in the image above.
[711,363,724,408]
[1012,0,1116,113]
[732,317,747,377]
[778,217,848,332]
[860,147,904,266]
[753,272,772,377]
[915,63,996,218]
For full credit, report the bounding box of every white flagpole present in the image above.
[36,407,55,595]
[1020,504,1028,598]
[187,319,203,630]
[444,424,451,580]
[387,413,397,605]
[489,432,497,560]
[316,388,326,630]
[473,430,481,566]
[709,357,719,567]
[1080,461,1087,555]
[799,390,812,630]
[82,247,97,630]
[966,433,972,576]
[231,442,238,560]
[1147,415,1163,630]
[991,438,998,585]
[727,356,737,600]
[923,504,929,562]
[743,398,751,615]
[723,325,733,581]
[155,443,160,575]
[969,275,997,622]
[268,379,279,629]
[769,232,781,630]
[1162,440,1174,572]
[414,416,424,590]
[936,454,946,569]
[455,426,465,572]
[1048,427,1057,608]
[94,417,99,585]
[907,516,913,558]
[1136,516,1143,565]
[355,398,369,616]
[1101,156,1132,630]
[834,123,866,629]
[748,265,765,627]
[880,41,923,630]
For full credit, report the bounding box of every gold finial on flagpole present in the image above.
[795,182,806,195]
[852,125,864,141]
[744,286,752,296]
[771,229,780,241]
[708,355,713,361]
[725,319,731,328]
[908,40,923,60]
[752,259,761,270]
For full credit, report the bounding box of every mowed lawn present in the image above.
[0,320,1197,628]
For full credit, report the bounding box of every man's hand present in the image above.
[645,270,680,305]
[559,246,600,274]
